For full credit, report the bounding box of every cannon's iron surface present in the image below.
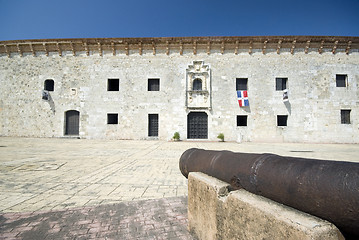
[179,148,359,238]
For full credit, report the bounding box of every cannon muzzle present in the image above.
[179,148,359,239]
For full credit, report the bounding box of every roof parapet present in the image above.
[0,36,358,57]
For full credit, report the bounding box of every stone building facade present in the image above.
[0,36,358,143]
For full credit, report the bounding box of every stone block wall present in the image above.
[188,172,345,240]
[0,36,358,142]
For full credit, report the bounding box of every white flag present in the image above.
[283,89,289,102]
[42,90,49,101]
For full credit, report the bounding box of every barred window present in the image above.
[193,79,202,91]
[341,110,351,124]
[237,115,247,126]
[107,113,118,124]
[148,114,159,137]
[276,78,287,91]
[44,79,54,91]
[336,75,347,87]
[277,115,288,126]
[148,79,160,91]
[236,78,248,91]
[108,79,119,91]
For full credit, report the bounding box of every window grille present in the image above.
[341,110,351,124]
[107,113,118,124]
[237,115,248,126]
[108,79,119,91]
[148,79,160,91]
[148,114,159,137]
[236,78,248,91]
[336,75,347,87]
[44,79,54,91]
[193,79,202,91]
[277,115,288,126]
[276,78,287,91]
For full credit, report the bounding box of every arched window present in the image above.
[193,79,202,91]
[44,79,54,91]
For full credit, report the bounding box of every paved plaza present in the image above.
[0,137,358,239]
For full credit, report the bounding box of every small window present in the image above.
[193,79,202,91]
[236,78,248,91]
[148,78,160,91]
[277,115,288,126]
[44,79,54,91]
[108,79,119,91]
[276,78,287,91]
[237,115,247,126]
[70,88,77,96]
[341,110,351,124]
[336,75,347,87]
[107,113,118,124]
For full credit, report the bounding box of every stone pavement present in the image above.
[0,137,358,239]
[0,196,191,240]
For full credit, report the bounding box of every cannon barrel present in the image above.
[179,148,359,238]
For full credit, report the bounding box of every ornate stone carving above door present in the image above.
[186,61,212,110]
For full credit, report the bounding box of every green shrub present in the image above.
[217,133,224,142]
[173,132,180,141]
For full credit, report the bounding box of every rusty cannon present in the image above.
[179,148,359,239]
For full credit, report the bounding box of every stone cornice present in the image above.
[0,36,358,57]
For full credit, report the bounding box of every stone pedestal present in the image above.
[188,172,344,240]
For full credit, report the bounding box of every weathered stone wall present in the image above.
[0,39,358,142]
[188,172,345,240]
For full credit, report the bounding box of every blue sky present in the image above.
[0,0,358,41]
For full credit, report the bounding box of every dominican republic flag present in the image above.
[237,90,249,107]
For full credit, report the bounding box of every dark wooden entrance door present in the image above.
[65,110,80,135]
[187,112,208,139]
[148,114,159,137]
